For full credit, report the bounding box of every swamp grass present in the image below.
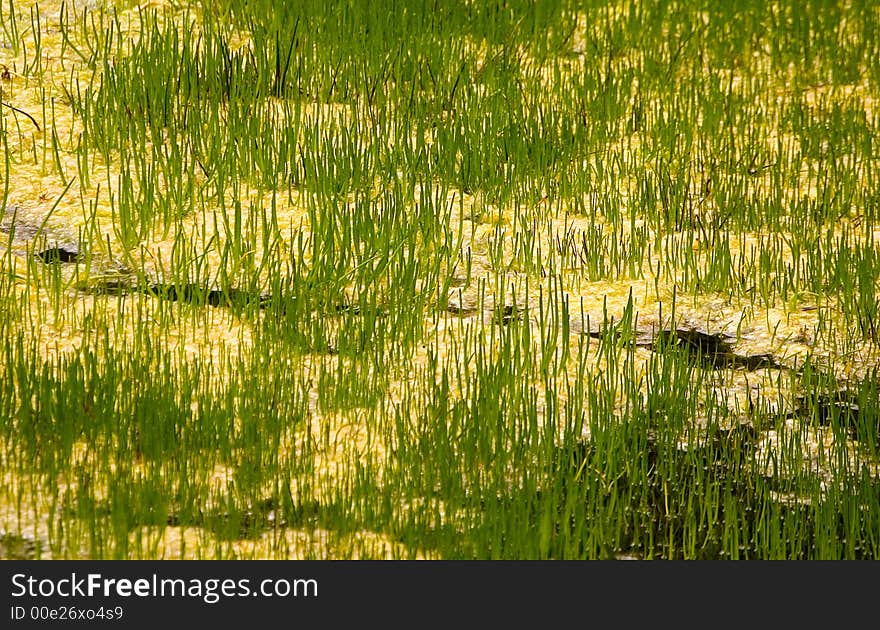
[0,0,879,558]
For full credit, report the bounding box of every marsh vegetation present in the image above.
[1,0,879,559]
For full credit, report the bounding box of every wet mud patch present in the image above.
[570,312,789,372]
[1,206,41,241]
[35,245,82,264]
[649,326,784,370]
[71,275,378,318]
[1,205,83,262]
[494,303,527,325]
[145,283,270,309]
[0,532,41,560]
[786,385,880,444]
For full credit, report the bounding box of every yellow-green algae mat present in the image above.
[1,0,879,558]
